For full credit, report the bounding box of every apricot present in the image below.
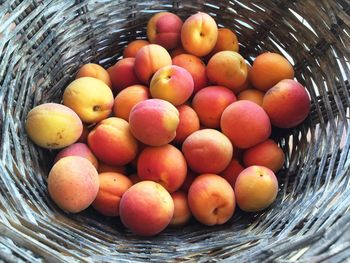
[147,12,183,50]
[119,181,174,236]
[63,77,114,123]
[181,12,218,57]
[54,143,98,169]
[25,103,82,149]
[235,63,253,91]
[206,51,248,94]
[220,159,245,189]
[192,86,237,128]
[123,39,150,58]
[92,172,133,216]
[97,162,127,175]
[150,65,194,106]
[188,174,235,225]
[237,89,265,106]
[88,117,138,165]
[262,79,311,128]
[134,44,172,84]
[182,129,233,174]
[113,85,150,121]
[76,63,112,88]
[221,100,271,149]
[173,104,200,144]
[243,139,284,173]
[169,191,191,227]
[235,165,278,212]
[137,144,187,193]
[211,28,239,54]
[129,99,179,146]
[48,156,99,213]
[108,58,141,93]
[250,52,294,91]
[172,53,208,94]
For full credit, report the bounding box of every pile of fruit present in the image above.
[25,12,311,236]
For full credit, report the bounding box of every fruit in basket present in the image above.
[88,117,138,165]
[237,89,265,106]
[192,86,237,128]
[221,100,271,149]
[173,104,200,144]
[182,129,233,174]
[123,39,150,58]
[48,156,99,213]
[262,79,311,128]
[76,63,112,88]
[147,12,183,50]
[129,99,179,146]
[188,174,235,225]
[243,139,285,173]
[172,53,208,94]
[206,51,248,93]
[137,144,187,193]
[250,52,295,91]
[63,77,114,123]
[108,58,141,92]
[150,65,194,106]
[54,143,98,169]
[92,172,133,216]
[181,12,218,57]
[169,191,191,227]
[211,28,239,54]
[25,103,83,149]
[134,44,172,84]
[220,159,245,189]
[119,181,174,236]
[113,85,150,121]
[235,165,278,212]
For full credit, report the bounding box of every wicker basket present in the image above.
[1,0,350,262]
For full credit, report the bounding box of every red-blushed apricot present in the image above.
[173,105,200,144]
[188,174,235,225]
[181,12,218,57]
[169,191,191,227]
[113,85,150,121]
[206,51,248,94]
[123,40,150,58]
[97,162,127,175]
[250,52,294,91]
[243,139,285,173]
[88,117,138,165]
[221,100,271,149]
[63,77,114,124]
[119,181,174,236]
[150,65,194,105]
[180,170,197,192]
[235,165,278,212]
[211,28,239,54]
[182,129,233,174]
[262,79,311,128]
[137,144,187,193]
[134,44,172,84]
[108,58,141,93]
[192,86,237,128]
[48,156,99,213]
[129,99,179,146]
[147,12,183,50]
[237,89,265,106]
[172,54,208,94]
[54,143,98,169]
[25,103,83,149]
[76,63,112,88]
[92,172,133,216]
[220,159,245,189]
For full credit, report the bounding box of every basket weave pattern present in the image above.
[0,0,350,262]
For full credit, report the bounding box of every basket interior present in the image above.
[0,0,350,262]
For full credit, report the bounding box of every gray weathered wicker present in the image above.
[1,0,350,262]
